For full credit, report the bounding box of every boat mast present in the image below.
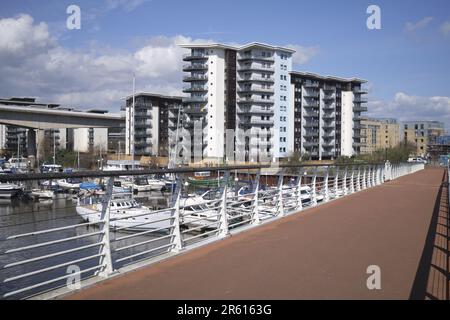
[131,75,136,200]
[53,130,56,165]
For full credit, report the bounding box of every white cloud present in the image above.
[405,16,434,32]
[286,44,319,65]
[368,92,450,130]
[0,15,213,110]
[440,21,450,36]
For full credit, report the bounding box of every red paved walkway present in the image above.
[66,168,446,300]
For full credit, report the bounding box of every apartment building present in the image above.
[361,118,400,154]
[179,43,294,163]
[402,120,445,157]
[289,72,368,160]
[124,93,182,157]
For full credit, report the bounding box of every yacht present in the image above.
[76,196,172,231]
[30,189,54,199]
[57,178,82,191]
[0,183,22,198]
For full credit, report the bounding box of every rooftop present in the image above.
[179,42,296,53]
[290,71,367,84]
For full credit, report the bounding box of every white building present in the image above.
[179,43,295,163]
[73,127,108,153]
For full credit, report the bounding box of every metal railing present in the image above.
[0,162,425,299]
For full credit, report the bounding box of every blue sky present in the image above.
[1,0,450,129]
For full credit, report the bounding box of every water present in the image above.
[0,191,173,300]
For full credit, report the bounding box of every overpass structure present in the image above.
[0,100,124,158]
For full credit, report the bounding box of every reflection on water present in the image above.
[0,191,173,300]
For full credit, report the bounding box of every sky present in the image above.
[0,0,450,131]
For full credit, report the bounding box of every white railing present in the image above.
[0,162,425,299]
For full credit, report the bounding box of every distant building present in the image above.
[402,121,445,157]
[124,93,182,157]
[361,118,400,154]
[427,134,450,160]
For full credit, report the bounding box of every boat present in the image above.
[41,164,63,173]
[76,195,172,231]
[0,183,22,198]
[147,178,166,191]
[179,196,221,229]
[30,189,54,199]
[57,178,81,190]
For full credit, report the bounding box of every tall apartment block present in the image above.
[125,93,182,157]
[289,72,368,160]
[402,120,445,157]
[360,118,400,154]
[180,43,294,163]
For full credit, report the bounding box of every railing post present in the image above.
[97,177,114,277]
[362,166,367,189]
[324,166,330,202]
[311,166,317,205]
[343,166,348,196]
[356,167,361,191]
[277,168,285,217]
[350,166,355,194]
[368,166,373,188]
[171,174,184,252]
[334,166,339,198]
[219,171,230,238]
[296,170,304,210]
[252,169,261,225]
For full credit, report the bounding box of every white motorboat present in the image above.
[76,196,172,231]
[57,179,81,190]
[30,189,54,199]
[179,196,222,229]
[0,183,22,198]
[147,178,166,191]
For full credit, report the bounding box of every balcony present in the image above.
[322,141,335,147]
[237,86,274,94]
[237,76,274,83]
[304,121,320,128]
[323,122,335,128]
[322,113,335,119]
[183,63,208,71]
[303,111,319,118]
[323,104,335,110]
[135,121,152,128]
[241,118,274,126]
[323,84,335,91]
[354,98,368,104]
[183,85,208,93]
[322,151,335,157]
[353,106,368,112]
[237,54,275,62]
[304,141,319,147]
[303,82,319,88]
[183,52,208,61]
[353,88,368,94]
[304,130,319,137]
[134,131,151,138]
[303,91,319,98]
[182,96,208,103]
[238,65,275,73]
[184,106,207,114]
[183,75,208,82]
[134,112,152,118]
[237,97,274,104]
[237,107,273,115]
[323,95,335,101]
[303,100,319,108]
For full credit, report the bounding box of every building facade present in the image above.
[289,72,368,160]
[402,121,445,157]
[361,118,400,154]
[180,43,294,163]
[125,93,182,157]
